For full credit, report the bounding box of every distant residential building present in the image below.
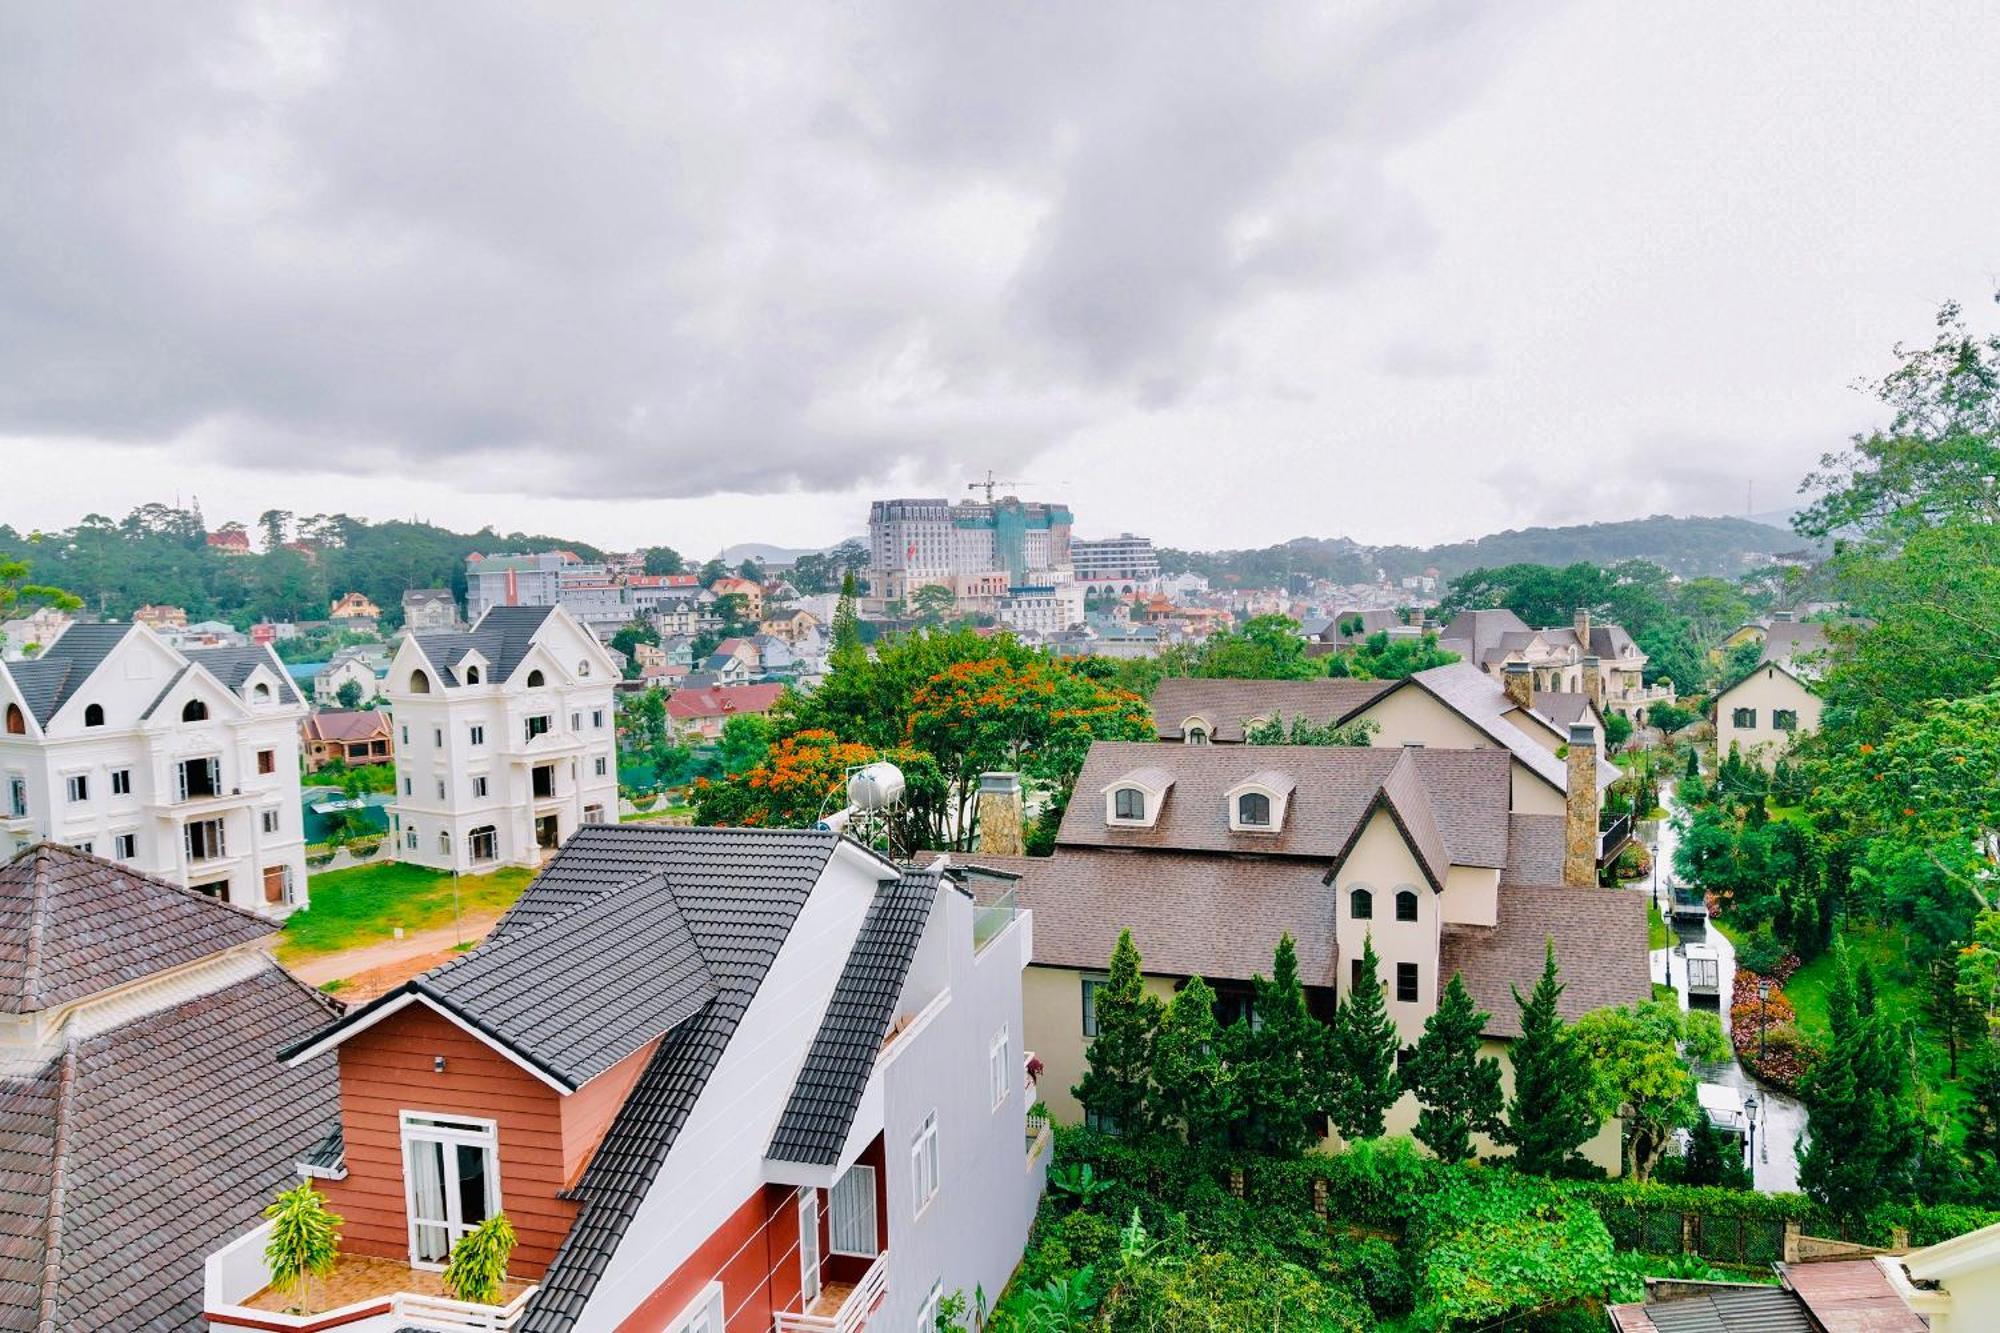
[0,623,310,912]
[301,709,395,768]
[327,591,382,632]
[997,584,1085,636]
[133,603,188,631]
[464,549,587,619]
[312,645,388,706]
[667,682,785,741]
[400,587,461,633]
[1714,619,1831,768]
[868,495,1074,600]
[760,606,821,643]
[1439,607,1675,724]
[1070,533,1160,591]
[708,575,765,621]
[0,605,74,659]
[205,526,254,556]
[0,842,337,1331]
[384,604,620,871]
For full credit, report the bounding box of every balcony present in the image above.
[971,884,1019,953]
[1598,811,1634,864]
[775,1250,887,1333]
[205,1224,537,1332]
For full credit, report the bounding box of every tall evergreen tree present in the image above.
[831,570,863,662]
[1331,935,1402,1141]
[1152,975,1236,1147]
[1072,929,1161,1138]
[1798,943,1919,1218]
[1403,973,1503,1163]
[1500,940,1601,1175]
[1234,934,1325,1156]
[1962,1039,2000,1180]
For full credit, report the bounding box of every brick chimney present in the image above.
[1502,661,1533,710]
[1580,655,1603,711]
[1573,606,1591,653]
[976,772,1025,856]
[1563,723,1600,887]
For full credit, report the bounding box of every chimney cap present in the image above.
[1568,723,1597,747]
[978,771,1021,794]
[1504,661,1530,675]
[1582,655,1601,667]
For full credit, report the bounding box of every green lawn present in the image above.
[1648,901,1671,951]
[280,862,537,961]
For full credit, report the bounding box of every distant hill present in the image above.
[1165,515,1813,587]
[716,541,821,566]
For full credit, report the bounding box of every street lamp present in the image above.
[1744,1092,1760,1174]
[1756,979,1772,1063]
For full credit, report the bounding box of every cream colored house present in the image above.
[1895,1218,2000,1330]
[1713,620,1830,770]
[973,734,1650,1173]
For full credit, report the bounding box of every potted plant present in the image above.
[263,1181,342,1315]
[443,1213,518,1305]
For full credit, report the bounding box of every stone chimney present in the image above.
[1502,661,1533,710]
[976,772,1025,856]
[1573,606,1591,652]
[1563,724,1600,887]
[1580,655,1603,710]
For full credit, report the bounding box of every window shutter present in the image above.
[207,757,221,793]
[183,823,194,859]
[177,763,189,803]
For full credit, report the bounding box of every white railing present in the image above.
[204,1222,536,1333]
[775,1251,889,1333]
[394,1287,537,1331]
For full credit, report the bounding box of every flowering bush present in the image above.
[1729,969,1815,1089]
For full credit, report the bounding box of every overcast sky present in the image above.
[4,2,1997,556]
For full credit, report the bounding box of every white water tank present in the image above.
[848,762,906,811]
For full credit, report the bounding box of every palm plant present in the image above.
[262,1182,343,1315]
[443,1214,518,1305]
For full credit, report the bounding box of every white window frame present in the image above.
[989,1025,1011,1109]
[469,724,486,747]
[663,1282,724,1333]
[917,1282,942,1333]
[110,768,131,797]
[473,775,489,799]
[594,755,608,777]
[798,1188,821,1307]
[910,1110,940,1216]
[469,825,498,861]
[113,832,136,861]
[64,773,88,803]
[262,809,280,834]
[829,1164,879,1257]
[399,1111,501,1270]
[7,775,25,818]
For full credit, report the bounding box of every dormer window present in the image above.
[526,669,546,688]
[1181,716,1211,746]
[1237,792,1271,827]
[1102,767,1172,828]
[464,666,481,685]
[252,683,271,703]
[1113,788,1145,821]
[84,703,105,727]
[1186,727,1209,745]
[1225,771,1294,834]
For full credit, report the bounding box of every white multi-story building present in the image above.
[1070,533,1160,591]
[997,584,1087,637]
[384,604,620,871]
[868,495,1074,599]
[0,623,309,913]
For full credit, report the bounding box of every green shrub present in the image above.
[442,1213,516,1304]
[1737,923,1789,975]
[1407,1173,1617,1328]
[1099,1246,1375,1332]
[1326,1233,1410,1317]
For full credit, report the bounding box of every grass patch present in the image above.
[1648,901,1671,951]
[281,862,536,961]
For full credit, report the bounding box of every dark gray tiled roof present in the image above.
[1610,1284,1815,1333]
[768,870,940,1165]
[1440,886,1651,1038]
[1149,677,1393,742]
[1438,609,1532,664]
[412,604,558,687]
[4,624,132,727]
[183,644,302,706]
[507,825,850,1333]
[285,871,717,1091]
[0,845,275,1015]
[0,965,340,1332]
[136,662,194,720]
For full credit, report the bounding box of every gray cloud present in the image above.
[0,1,1545,499]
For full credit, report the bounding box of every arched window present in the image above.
[1237,792,1271,827]
[526,669,545,688]
[84,703,105,727]
[1395,890,1419,922]
[577,659,591,678]
[181,699,208,723]
[1350,888,1373,920]
[408,669,431,694]
[252,682,271,702]
[463,666,481,685]
[5,704,24,735]
[439,831,451,855]
[1113,788,1145,821]
[1186,727,1209,745]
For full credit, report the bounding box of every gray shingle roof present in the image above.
[1439,885,1651,1038]
[1149,677,1394,742]
[502,825,850,1333]
[767,870,940,1165]
[1610,1284,1815,1333]
[182,644,302,706]
[0,964,339,1333]
[1437,609,1532,664]
[0,844,276,1015]
[411,604,557,687]
[1401,663,1619,794]
[3,624,132,727]
[285,870,720,1090]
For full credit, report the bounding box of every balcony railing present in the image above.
[971,886,1019,953]
[1597,812,1634,863]
[775,1250,888,1333]
[205,1223,537,1332]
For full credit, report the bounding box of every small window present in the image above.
[433,727,443,747]
[577,659,591,678]
[1350,888,1373,920]
[114,833,136,860]
[257,748,276,775]
[65,774,88,803]
[5,704,24,734]
[110,769,131,796]
[7,775,24,818]
[1112,787,1145,821]
[401,725,410,745]
[1395,962,1419,1004]
[594,755,608,777]
[71,840,92,855]
[473,775,488,799]
[469,724,485,746]
[1081,975,1109,1038]
[408,669,432,694]
[262,809,280,834]
[1774,709,1798,732]
[253,682,271,702]
[1350,958,1367,993]
[1237,792,1271,827]
[910,1111,940,1214]
[1395,889,1418,922]
[989,1026,1011,1108]
[402,776,413,796]
[570,711,582,732]
[592,709,605,729]
[439,831,450,855]
[181,699,208,723]
[526,669,545,688]
[1732,707,1756,728]
[469,825,498,861]
[525,715,551,741]
[83,703,105,727]
[436,779,447,800]
[463,666,481,685]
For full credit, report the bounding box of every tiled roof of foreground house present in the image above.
[0,845,338,1333]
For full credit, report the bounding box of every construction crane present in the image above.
[967,470,1031,504]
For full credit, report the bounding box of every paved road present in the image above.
[1644,781,1805,1193]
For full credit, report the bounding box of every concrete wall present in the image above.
[1714,664,1821,771]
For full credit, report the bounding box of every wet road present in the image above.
[1642,783,1806,1193]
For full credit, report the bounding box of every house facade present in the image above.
[314,646,388,706]
[301,709,395,768]
[0,623,310,913]
[384,605,620,871]
[667,682,786,742]
[1714,642,1825,769]
[204,826,1045,1333]
[401,589,461,634]
[1439,607,1675,723]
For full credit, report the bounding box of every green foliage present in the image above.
[911,582,957,626]
[1073,930,1161,1137]
[1406,1173,1618,1328]
[1096,1242,1374,1332]
[1798,943,1921,1220]
[1331,936,1401,1142]
[1666,1116,1754,1191]
[716,712,774,775]
[1602,710,1633,749]
[1402,974,1503,1164]
[334,678,365,709]
[1322,630,1460,680]
[1150,976,1236,1149]
[641,545,685,575]
[1234,934,1327,1157]
[442,1213,517,1305]
[1502,941,1603,1175]
[1647,700,1699,734]
[263,1182,343,1315]
[1244,713,1379,746]
[1572,1001,1709,1182]
[1188,614,1322,679]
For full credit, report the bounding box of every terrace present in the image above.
[206,1223,537,1332]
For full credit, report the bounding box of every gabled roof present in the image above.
[301,709,392,743]
[1372,749,1450,889]
[1400,663,1618,794]
[1149,677,1394,742]
[1438,609,1532,664]
[767,869,940,1165]
[1439,886,1651,1037]
[184,644,302,706]
[0,844,275,1015]
[1609,1284,1814,1333]
[665,683,785,721]
[3,623,133,727]
[282,872,718,1091]
[410,604,558,687]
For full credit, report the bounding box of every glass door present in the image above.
[402,1113,499,1265]
[828,1164,879,1257]
[798,1189,821,1306]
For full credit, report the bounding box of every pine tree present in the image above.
[1500,940,1601,1174]
[1331,934,1402,1141]
[1963,1039,2000,1174]
[1798,944,1919,1219]
[1235,934,1325,1156]
[1072,929,1161,1138]
[1684,746,1700,779]
[832,571,863,663]
[1403,972,1504,1164]
[1152,975,1236,1147]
